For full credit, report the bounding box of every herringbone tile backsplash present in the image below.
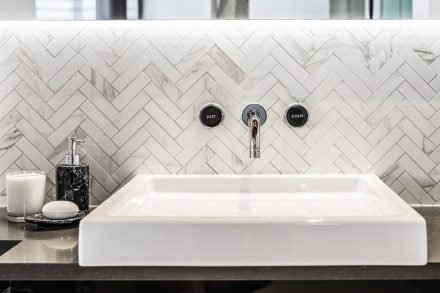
[1,20,440,205]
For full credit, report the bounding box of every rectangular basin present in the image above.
[79,174,427,266]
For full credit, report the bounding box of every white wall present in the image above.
[249,0,330,19]
[0,0,35,19]
[142,0,212,19]
[413,0,429,19]
[429,0,440,19]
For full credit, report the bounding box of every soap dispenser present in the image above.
[55,137,89,211]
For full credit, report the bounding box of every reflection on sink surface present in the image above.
[79,174,427,266]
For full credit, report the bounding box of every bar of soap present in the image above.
[42,201,79,220]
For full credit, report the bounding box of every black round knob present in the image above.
[285,104,309,127]
[199,104,224,128]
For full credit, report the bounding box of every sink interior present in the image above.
[111,175,401,218]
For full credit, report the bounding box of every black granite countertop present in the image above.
[0,207,439,281]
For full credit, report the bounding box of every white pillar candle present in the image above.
[6,171,46,222]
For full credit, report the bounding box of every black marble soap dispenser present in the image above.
[55,137,89,211]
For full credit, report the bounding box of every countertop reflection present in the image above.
[0,208,78,264]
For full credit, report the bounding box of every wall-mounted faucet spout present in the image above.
[249,115,260,158]
[242,104,267,159]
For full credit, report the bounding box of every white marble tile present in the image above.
[112,127,150,166]
[207,45,245,84]
[47,24,83,56]
[398,136,435,173]
[335,118,372,155]
[367,54,404,91]
[209,28,246,65]
[15,118,54,157]
[144,100,182,139]
[0,146,21,174]
[176,37,214,74]
[79,45,118,83]
[367,127,404,164]
[240,37,277,74]
[112,110,150,148]
[399,45,436,82]
[15,82,54,120]
[112,36,150,75]
[398,171,434,204]
[0,55,20,88]
[15,137,53,172]
[398,81,435,118]
[145,46,182,83]
[79,100,118,138]
[144,137,181,174]
[271,64,309,101]
[398,99,435,137]
[112,55,151,93]
[79,82,119,119]
[79,28,118,65]
[79,65,118,102]
[47,55,86,92]
[367,109,404,146]
[112,146,150,184]
[80,119,118,156]
[0,91,21,121]
[272,29,310,66]
[208,65,246,100]
[398,63,436,100]
[48,91,86,128]
[3,21,440,205]
[177,56,215,92]
[112,73,150,111]
[15,64,53,101]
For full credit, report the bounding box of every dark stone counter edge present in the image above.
[1,264,440,281]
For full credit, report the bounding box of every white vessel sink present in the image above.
[79,174,427,266]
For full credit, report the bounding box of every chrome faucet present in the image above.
[249,115,260,158]
[242,104,267,159]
